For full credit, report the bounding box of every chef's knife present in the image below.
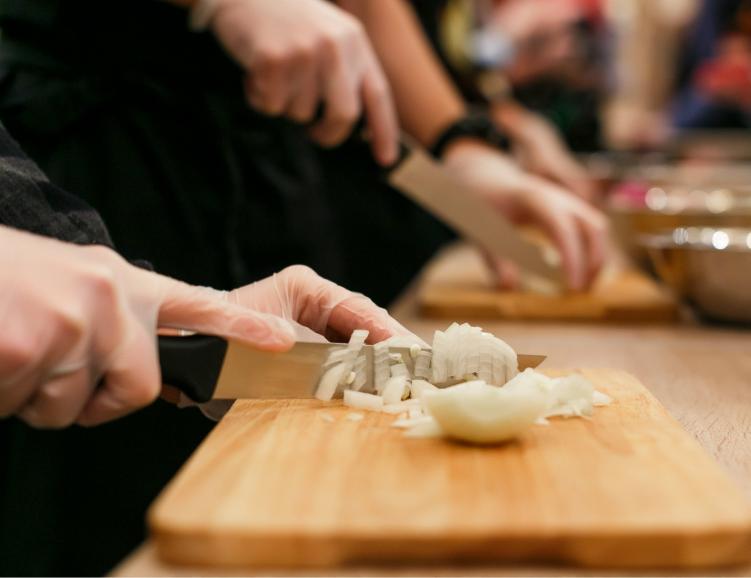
[380,137,562,283]
[158,334,546,403]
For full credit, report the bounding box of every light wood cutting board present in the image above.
[149,369,751,570]
[418,244,679,322]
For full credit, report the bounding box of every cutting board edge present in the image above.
[150,522,751,570]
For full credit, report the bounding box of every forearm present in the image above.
[338,0,466,147]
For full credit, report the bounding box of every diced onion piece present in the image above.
[373,341,390,394]
[319,412,335,423]
[593,390,612,406]
[315,363,347,401]
[351,355,368,392]
[392,415,434,429]
[346,412,364,422]
[545,374,596,418]
[423,380,548,444]
[343,389,384,412]
[404,417,443,439]
[382,400,418,414]
[408,408,423,419]
[414,350,432,380]
[410,379,437,400]
[381,376,409,405]
[390,363,409,378]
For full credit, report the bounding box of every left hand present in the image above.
[442,140,609,291]
[225,265,418,344]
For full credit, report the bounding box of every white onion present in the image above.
[346,412,364,422]
[404,417,443,439]
[423,380,549,444]
[391,415,434,429]
[319,412,335,423]
[315,362,347,401]
[381,376,409,405]
[409,379,437,400]
[343,389,383,412]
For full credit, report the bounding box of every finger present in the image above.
[482,251,521,290]
[18,367,94,429]
[328,295,419,345]
[154,273,296,351]
[308,50,361,147]
[286,53,321,124]
[76,325,160,427]
[360,55,399,166]
[576,212,609,287]
[245,52,290,117]
[537,212,586,291]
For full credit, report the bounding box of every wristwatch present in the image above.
[429,111,510,159]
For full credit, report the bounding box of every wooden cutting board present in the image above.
[418,244,678,322]
[149,369,751,570]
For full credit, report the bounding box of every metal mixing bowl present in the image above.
[640,227,751,323]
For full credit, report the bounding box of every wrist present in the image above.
[429,111,510,160]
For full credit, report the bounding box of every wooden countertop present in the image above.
[113,275,751,577]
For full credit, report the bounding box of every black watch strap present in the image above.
[429,111,510,159]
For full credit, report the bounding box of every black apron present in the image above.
[0,2,450,574]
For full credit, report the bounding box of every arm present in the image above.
[339,0,609,291]
[337,0,465,147]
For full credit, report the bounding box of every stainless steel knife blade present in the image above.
[211,340,546,400]
[387,144,561,283]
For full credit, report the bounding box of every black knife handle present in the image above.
[158,335,229,403]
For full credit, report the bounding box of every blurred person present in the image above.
[342,0,608,287]
[410,0,604,198]
[674,0,751,129]
[0,121,413,575]
[604,0,699,150]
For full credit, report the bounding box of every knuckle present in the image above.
[84,265,119,306]
[0,337,37,376]
[281,264,317,281]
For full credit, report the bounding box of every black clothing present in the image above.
[0,121,110,245]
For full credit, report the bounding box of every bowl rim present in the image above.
[638,227,751,253]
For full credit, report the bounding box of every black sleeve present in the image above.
[0,122,114,247]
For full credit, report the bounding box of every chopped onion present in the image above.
[319,412,335,423]
[430,323,517,386]
[343,389,383,412]
[404,417,443,439]
[391,415,434,429]
[315,362,347,401]
[381,376,409,405]
[410,379,437,400]
[313,323,612,446]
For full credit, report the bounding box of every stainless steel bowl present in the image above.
[640,227,751,323]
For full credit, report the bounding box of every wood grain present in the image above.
[148,369,751,570]
[418,244,678,322]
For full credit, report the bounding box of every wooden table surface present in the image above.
[113,275,751,577]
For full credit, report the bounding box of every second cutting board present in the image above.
[418,244,679,322]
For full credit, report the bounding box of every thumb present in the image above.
[153,274,296,352]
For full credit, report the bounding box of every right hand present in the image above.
[441,140,609,291]
[209,0,399,165]
[0,226,296,429]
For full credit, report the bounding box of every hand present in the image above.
[210,0,399,165]
[226,265,419,344]
[441,140,609,291]
[0,227,296,429]
[493,105,598,201]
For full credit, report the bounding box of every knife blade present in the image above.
[385,139,561,283]
[158,334,546,403]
